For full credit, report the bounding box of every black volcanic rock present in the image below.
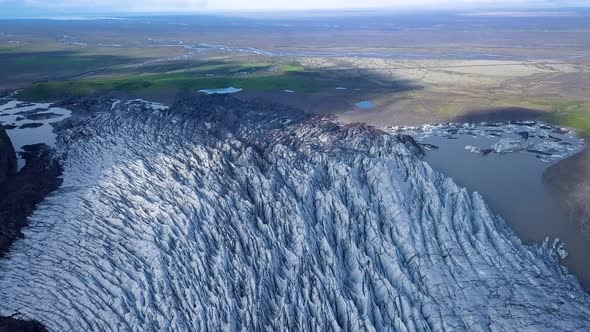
[19,123,44,129]
[0,90,11,99]
[0,316,46,332]
[15,103,35,108]
[0,124,54,332]
[24,113,63,121]
[14,108,49,116]
[0,127,17,184]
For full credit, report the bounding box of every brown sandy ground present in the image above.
[289,56,590,126]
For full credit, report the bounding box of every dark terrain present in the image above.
[0,316,46,332]
[0,140,63,257]
[0,127,57,330]
[0,127,16,184]
[545,144,590,242]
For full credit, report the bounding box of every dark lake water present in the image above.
[408,125,590,288]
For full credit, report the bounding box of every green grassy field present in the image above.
[17,62,317,102]
[545,109,590,136]
[496,98,590,136]
[532,100,590,136]
[1,39,316,102]
[0,42,190,89]
[8,41,589,135]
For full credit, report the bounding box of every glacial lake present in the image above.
[399,123,590,288]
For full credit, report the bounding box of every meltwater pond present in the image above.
[0,100,72,169]
[355,101,375,109]
[391,122,590,288]
[198,87,243,95]
[0,98,169,170]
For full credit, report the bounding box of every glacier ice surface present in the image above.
[0,96,589,331]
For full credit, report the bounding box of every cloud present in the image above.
[22,0,208,12]
[205,0,590,11]
[2,0,589,13]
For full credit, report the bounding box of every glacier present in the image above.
[0,94,590,331]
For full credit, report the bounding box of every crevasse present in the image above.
[0,95,589,331]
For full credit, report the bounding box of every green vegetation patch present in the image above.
[280,65,305,72]
[242,62,273,68]
[18,71,317,102]
[279,61,305,72]
[545,109,590,137]
[12,54,101,66]
[539,100,590,136]
[532,100,587,113]
[0,45,19,53]
[0,43,189,84]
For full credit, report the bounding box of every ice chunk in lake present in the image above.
[391,121,584,162]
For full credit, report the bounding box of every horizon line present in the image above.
[1,6,590,20]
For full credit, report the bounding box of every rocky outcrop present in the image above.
[0,128,53,332]
[0,90,12,100]
[0,128,16,184]
[0,144,63,257]
[0,316,46,332]
[0,95,589,331]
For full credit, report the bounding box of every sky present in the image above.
[0,0,589,16]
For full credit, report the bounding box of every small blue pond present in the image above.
[198,87,243,94]
[355,101,375,109]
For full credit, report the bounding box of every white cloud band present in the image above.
[23,0,208,12]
